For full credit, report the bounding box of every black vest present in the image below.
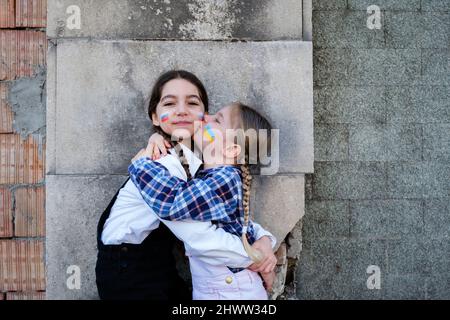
[95,177,191,300]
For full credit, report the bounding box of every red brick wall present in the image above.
[0,0,46,300]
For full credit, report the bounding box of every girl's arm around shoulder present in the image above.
[128,157,239,222]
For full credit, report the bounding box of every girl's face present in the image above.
[193,104,242,163]
[152,79,205,140]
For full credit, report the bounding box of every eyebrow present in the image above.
[217,112,224,120]
[161,94,201,102]
[161,95,176,102]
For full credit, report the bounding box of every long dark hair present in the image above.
[147,70,209,179]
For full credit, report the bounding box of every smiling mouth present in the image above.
[172,121,193,125]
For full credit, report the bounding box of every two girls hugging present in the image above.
[96,70,278,300]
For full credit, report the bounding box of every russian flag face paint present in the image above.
[160,113,170,123]
[203,123,215,142]
[197,112,205,122]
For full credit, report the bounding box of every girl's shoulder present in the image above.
[197,165,241,177]
[196,166,243,186]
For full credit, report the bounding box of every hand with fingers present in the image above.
[260,270,276,293]
[247,236,277,274]
[147,132,173,160]
[131,132,172,163]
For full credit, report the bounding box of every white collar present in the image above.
[169,143,203,177]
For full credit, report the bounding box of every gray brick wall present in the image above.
[298,0,449,299]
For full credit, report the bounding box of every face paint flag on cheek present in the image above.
[197,112,205,122]
[160,113,170,123]
[203,123,215,142]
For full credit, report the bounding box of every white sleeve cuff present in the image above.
[253,222,277,249]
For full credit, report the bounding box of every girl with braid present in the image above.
[96,70,276,300]
[129,102,277,300]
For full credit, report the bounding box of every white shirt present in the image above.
[102,144,276,268]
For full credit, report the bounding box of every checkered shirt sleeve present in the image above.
[128,157,241,223]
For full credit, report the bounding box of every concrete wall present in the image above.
[297,0,449,299]
[46,0,313,299]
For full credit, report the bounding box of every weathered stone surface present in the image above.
[314,124,349,161]
[427,239,450,274]
[46,174,128,299]
[349,124,422,161]
[387,162,450,199]
[302,0,312,41]
[313,0,347,11]
[313,49,351,86]
[8,67,46,139]
[314,49,423,86]
[314,86,386,124]
[297,239,388,299]
[303,200,350,240]
[349,49,422,86]
[312,162,387,200]
[275,242,287,266]
[422,0,450,11]
[423,124,450,160]
[313,10,384,48]
[46,41,57,174]
[382,275,427,299]
[424,199,450,238]
[421,49,450,86]
[350,200,423,239]
[384,12,449,49]
[386,86,450,123]
[269,242,287,300]
[50,40,313,175]
[47,0,302,40]
[287,220,302,259]
[303,0,449,300]
[426,274,450,299]
[387,239,430,275]
[348,0,421,10]
[251,175,305,250]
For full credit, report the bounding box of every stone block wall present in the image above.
[297,0,449,299]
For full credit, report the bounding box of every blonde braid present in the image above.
[231,102,272,264]
[241,164,252,227]
[240,164,264,263]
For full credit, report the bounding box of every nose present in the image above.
[175,102,188,115]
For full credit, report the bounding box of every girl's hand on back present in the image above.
[131,133,171,163]
[260,270,276,293]
[248,236,277,274]
[147,132,172,160]
[131,148,151,163]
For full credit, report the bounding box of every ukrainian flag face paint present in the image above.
[203,123,215,142]
[160,113,170,123]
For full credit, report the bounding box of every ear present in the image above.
[151,113,160,126]
[224,143,241,161]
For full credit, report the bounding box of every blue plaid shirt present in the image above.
[128,157,257,246]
